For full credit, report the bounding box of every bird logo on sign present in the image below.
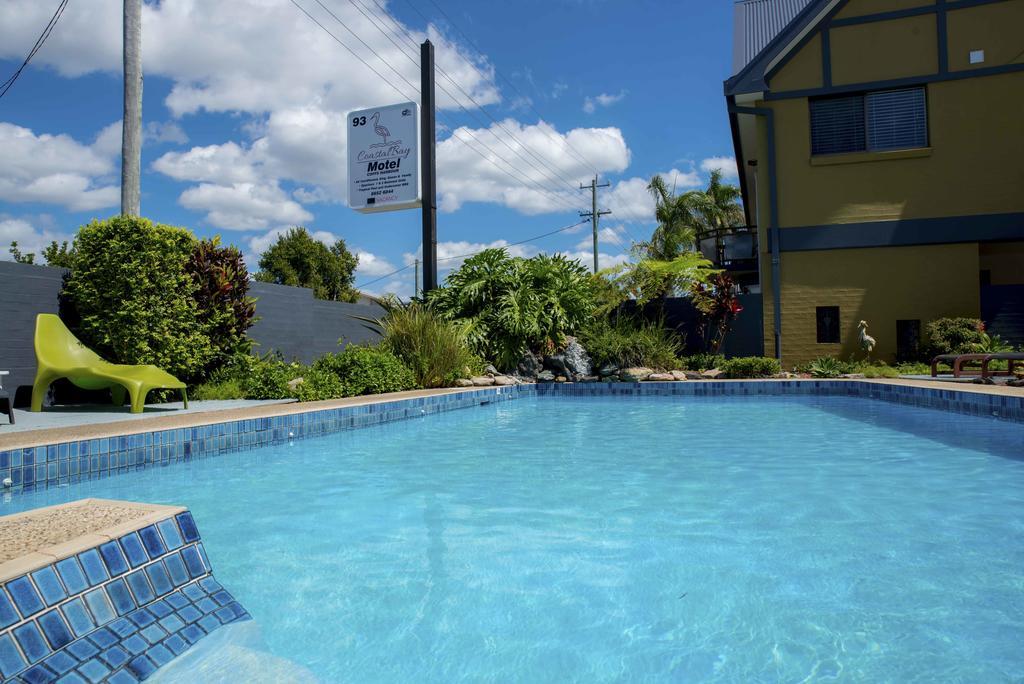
[370,112,391,146]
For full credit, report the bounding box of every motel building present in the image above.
[720,0,1024,367]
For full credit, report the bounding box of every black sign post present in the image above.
[420,40,438,294]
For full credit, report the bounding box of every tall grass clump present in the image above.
[579,317,682,370]
[373,301,479,388]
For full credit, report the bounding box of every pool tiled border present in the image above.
[1,381,1022,494]
[0,507,248,683]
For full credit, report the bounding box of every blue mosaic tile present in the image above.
[127,609,156,629]
[82,589,116,626]
[54,558,89,597]
[76,658,111,684]
[195,598,217,615]
[31,567,67,607]
[98,645,130,669]
[139,624,166,646]
[197,614,220,633]
[105,669,137,684]
[14,620,52,663]
[156,519,183,551]
[7,575,45,617]
[147,600,172,620]
[76,550,109,587]
[178,624,203,645]
[59,598,95,638]
[127,654,156,680]
[125,571,155,606]
[136,527,165,563]
[174,512,200,543]
[87,628,117,650]
[119,533,149,568]
[98,542,130,577]
[162,633,187,657]
[66,638,99,661]
[105,579,136,617]
[180,583,204,602]
[38,609,74,650]
[177,605,201,624]
[180,546,206,578]
[145,643,173,668]
[157,614,184,634]
[0,589,18,629]
[58,672,88,684]
[43,650,77,675]
[21,662,57,683]
[162,555,189,588]
[121,633,148,657]
[143,564,173,598]
[0,632,28,678]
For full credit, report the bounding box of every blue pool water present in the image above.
[4,395,1024,682]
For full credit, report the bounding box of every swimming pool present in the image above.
[4,394,1024,681]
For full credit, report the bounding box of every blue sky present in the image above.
[0,0,739,297]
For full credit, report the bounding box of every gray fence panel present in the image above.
[982,284,1024,347]
[0,261,65,399]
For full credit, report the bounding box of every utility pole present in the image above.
[419,40,438,292]
[579,174,611,273]
[121,0,142,216]
[414,259,420,299]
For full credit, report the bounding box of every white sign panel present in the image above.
[347,102,420,213]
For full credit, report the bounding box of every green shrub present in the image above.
[62,216,213,381]
[240,354,300,400]
[187,238,256,374]
[895,362,931,375]
[808,356,846,378]
[372,300,479,388]
[861,364,899,378]
[925,317,986,356]
[294,366,346,402]
[682,353,725,371]
[192,379,245,401]
[429,249,595,369]
[580,317,682,370]
[313,346,416,396]
[720,356,781,379]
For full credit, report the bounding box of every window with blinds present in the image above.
[810,87,927,156]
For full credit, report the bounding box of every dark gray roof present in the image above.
[732,0,816,74]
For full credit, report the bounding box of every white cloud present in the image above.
[437,120,630,214]
[700,156,739,180]
[179,183,312,230]
[145,121,189,145]
[605,168,702,222]
[0,217,74,262]
[355,250,397,277]
[555,249,630,271]
[403,239,535,273]
[0,123,119,211]
[575,225,626,250]
[583,90,627,114]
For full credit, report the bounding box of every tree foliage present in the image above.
[428,248,595,369]
[62,216,214,381]
[255,227,360,302]
[187,238,257,373]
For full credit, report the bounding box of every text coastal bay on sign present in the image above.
[347,101,421,213]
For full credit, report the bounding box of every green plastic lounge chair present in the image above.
[31,314,188,414]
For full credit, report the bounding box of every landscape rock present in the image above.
[493,375,517,386]
[286,377,304,392]
[561,336,592,378]
[580,375,600,383]
[670,370,688,381]
[1007,377,1024,387]
[453,378,474,387]
[537,370,556,382]
[701,369,724,379]
[647,373,675,381]
[598,364,619,377]
[516,351,543,379]
[683,371,704,380]
[484,364,499,376]
[555,376,568,383]
[471,376,496,386]
[544,353,572,379]
[620,367,653,382]
[840,373,865,379]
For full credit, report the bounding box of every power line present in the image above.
[0,0,69,100]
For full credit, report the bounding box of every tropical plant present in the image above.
[720,356,781,379]
[61,216,214,382]
[255,227,360,302]
[42,241,75,268]
[313,345,416,396]
[8,241,35,264]
[428,249,595,370]
[690,272,743,353]
[925,317,987,356]
[362,298,479,388]
[969,331,1015,354]
[187,238,257,373]
[602,251,718,307]
[682,353,725,371]
[808,356,844,378]
[579,316,682,370]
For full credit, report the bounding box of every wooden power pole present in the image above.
[121,0,142,216]
[579,175,611,273]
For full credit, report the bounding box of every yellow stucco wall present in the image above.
[767,70,1024,228]
[765,244,981,366]
[947,0,1024,71]
[830,14,937,85]
[834,0,934,20]
[769,34,823,92]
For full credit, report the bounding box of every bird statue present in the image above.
[858,320,876,354]
[371,111,390,145]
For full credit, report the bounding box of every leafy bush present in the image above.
[808,356,846,378]
[720,356,781,379]
[580,317,682,370]
[682,353,725,371]
[313,346,416,396]
[192,379,245,401]
[690,273,743,353]
[237,354,300,400]
[369,300,479,388]
[62,216,214,381]
[429,249,595,370]
[188,238,256,374]
[255,227,360,302]
[925,318,986,356]
[294,366,346,402]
